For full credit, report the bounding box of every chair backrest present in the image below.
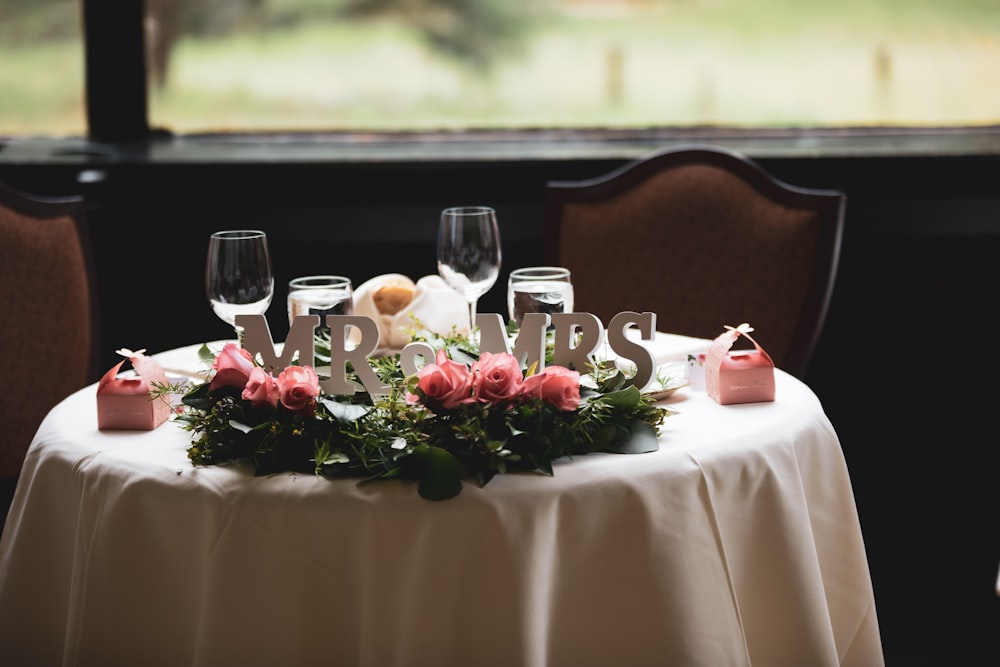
[544,144,845,380]
[0,181,99,479]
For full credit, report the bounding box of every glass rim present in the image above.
[441,206,495,216]
[211,229,267,239]
[288,275,353,288]
[509,266,571,279]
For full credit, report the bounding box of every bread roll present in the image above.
[373,284,415,316]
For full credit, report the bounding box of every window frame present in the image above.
[60,0,1000,159]
[82,0,148,142]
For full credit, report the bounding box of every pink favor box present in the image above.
[96,351,173,431]
[708,351,775,405]
[705,326,776,405]
[97,393,171,431]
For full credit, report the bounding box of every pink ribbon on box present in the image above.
[97,348,172,430]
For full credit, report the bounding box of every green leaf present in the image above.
[596,368,629,393]
[377,467,404,480]
[446,344,479,366]
[318,397,371,423]
[475,467,497,487]
[197,343,216,364]
[409,445,464,501]
[589,424,618,451]
[599,385,643,409]
[180,382,214,409]
[318,451,350,465]
[602,420,660,454]
[228,419,260,434]
[533,456,554,476]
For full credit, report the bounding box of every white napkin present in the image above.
[352,274,468,350]
[638,331,714,366]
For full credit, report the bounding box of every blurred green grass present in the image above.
[2,0,999,137]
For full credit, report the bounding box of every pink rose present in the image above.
[210,343,257,392]
[242,367,279,409]
[276,365,320,415]
[470,352,523,404]
[408,349,474,413]
[520,365,581,412]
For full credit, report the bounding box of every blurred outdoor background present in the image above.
[2,0,999,137]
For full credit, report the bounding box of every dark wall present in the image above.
[3,151,999,665]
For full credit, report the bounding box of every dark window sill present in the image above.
[3,125,1000,166]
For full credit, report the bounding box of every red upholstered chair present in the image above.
[0,182,99,481]
[544,144,845,380]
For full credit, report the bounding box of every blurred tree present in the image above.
[0,0,79,45]
[1,0,546,89]
[147,0,267,89]
[339,0,546,71]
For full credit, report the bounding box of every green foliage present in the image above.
[178,329,675,501]
[338,0,548,70]
[5,0,1000,134]
[0,0,78,46]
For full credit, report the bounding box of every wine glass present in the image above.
[205,229,274,343]
[436,206,502,335]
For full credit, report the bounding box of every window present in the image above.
[0,0,85,137]
[2,0,999,139]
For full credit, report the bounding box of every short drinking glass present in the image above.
[287,275,354,334]
[507,266,574,327]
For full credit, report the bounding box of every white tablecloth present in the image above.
[0,341,883,667]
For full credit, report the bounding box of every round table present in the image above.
[0,343,883,667]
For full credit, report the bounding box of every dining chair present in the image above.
[0,181,99,482]
[544,144,845,380]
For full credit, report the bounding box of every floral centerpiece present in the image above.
[173,327,675,500]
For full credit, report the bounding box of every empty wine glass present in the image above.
[437,206,502,335]
[205,229,274,343]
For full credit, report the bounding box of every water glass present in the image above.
[507,266,574,327]
[287,275,354,332]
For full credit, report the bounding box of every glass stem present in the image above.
[468,299,478,336]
